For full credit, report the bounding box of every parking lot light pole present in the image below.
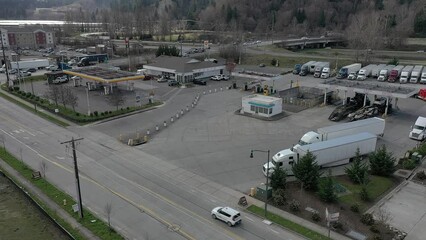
[250,149,270,218]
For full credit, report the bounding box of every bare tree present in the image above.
[44,85,61,107]
[107,90,126,111]
[65,87,78,112]
[39,160,47,178]
[105,202,113,233]
[375,207,393,225]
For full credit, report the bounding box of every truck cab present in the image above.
[321,68,330,79]
[337,68,348,79]
[409,117,426,141]
[296,131,321,147]
[348,72,357,80]
[262,149,297,176]
[293,64,301,74]
[377,70,388,81]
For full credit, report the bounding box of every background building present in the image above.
[0,26,55,50]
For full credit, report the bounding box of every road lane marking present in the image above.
[244,216,254,222]
[0,127,240,240]
[269,228,279,234]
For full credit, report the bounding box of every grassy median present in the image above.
[0,147,124,240]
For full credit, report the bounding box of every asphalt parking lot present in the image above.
[103,73,424,193]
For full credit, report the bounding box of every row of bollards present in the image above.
[127,86,231,145]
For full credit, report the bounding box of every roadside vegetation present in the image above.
[0,147,124,240]
[1,84,161,125]
[251,145,410,239]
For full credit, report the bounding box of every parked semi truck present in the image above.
[314,62,330,78]
[388,65,405,83]
[377,65,395,81]
[321,67,331,79]
[421,69,426,84]
[293,64,302,74]
[77,54,108,67]
[357,64,376,81]
[399,65,414,83]
[337,63,362,79]
[410,65,423,83]
[10,59,49,70]
[409,116,426,141]
[263,132,378,175]
[295,117,385,149]
[372,64,387,78]
[299,61,316,76]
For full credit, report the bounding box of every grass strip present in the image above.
[0,147,124,240]
[0,91,70,127]
[247,205,331,240]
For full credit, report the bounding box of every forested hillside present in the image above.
[1,0,425,39]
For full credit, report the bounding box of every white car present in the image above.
[52,76,68,84]
[211,207,241,227]
[210,75,222,81]
[46,65,58,71]
[157,76,168,82]
[221,75,230,81]
[17,71,31,77]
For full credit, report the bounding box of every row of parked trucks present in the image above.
[262,117,385,175]
[294,61,426,83]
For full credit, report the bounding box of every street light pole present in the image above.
[85,87,91,116]
[250,149,270,218]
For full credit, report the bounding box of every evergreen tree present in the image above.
[318,170,337,203]
[369,145,395,177]
[414,10,426,35]
[345,148,370,184]
[270,165,287,191]
[292,150,322,191]
[319,10,326,27]
[375,0,384,10]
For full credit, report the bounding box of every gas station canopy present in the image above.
[319,79,418,99]
[63,67,145,83]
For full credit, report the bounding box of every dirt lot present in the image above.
[0,173,71,240]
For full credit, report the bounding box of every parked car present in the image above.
[52,76,68,84]
[210,75,222,81]
[168,79,179,86]
[143,75,152,80]
[9,69,18,74]
[157,76,168,82]
[46,65,57,71]
[258,63,266,67]
[17,71,31,77]
[193,79,207,85]
[211,207,241,227]
[26,68,37,73]
[221,75,230,81]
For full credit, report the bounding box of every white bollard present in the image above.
[220,87,223,91]
[146,130,150,135]
[171,117,174,122]
[176,113,179,118]
[203,91,206,95]
[181,109,184,115]
[164,121,167,127]
[191,104,194,108]
[156,125,159,131]
[186,106,189,111]
[209,90,211,93]
[215,89,217,92]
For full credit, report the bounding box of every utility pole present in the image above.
[0,30,11,87]
[61,137,84,219]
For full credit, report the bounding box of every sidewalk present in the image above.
[0,160,100,240]
[243,194,352,240]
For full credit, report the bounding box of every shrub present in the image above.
[109,111,112,114]
[312,212,321,222]
[35,96,40,101]
[271,58,277,66]
[289,199,300,212]
[93,111,98,116]
[361,213,375,226]
[417,170,426,180]
[100,112,104,116]
[272,189,286,206]
[370,225,380,233]
[402,159,416,170]
[350,203,360,213]
[75,112,80,116]
[104,111,109,115]
[126,106,130,110]
[372,235,383,240]
[13,86,19,91]
[331,221,343,230]
[25,92,32,98]
[360,186,370,201]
